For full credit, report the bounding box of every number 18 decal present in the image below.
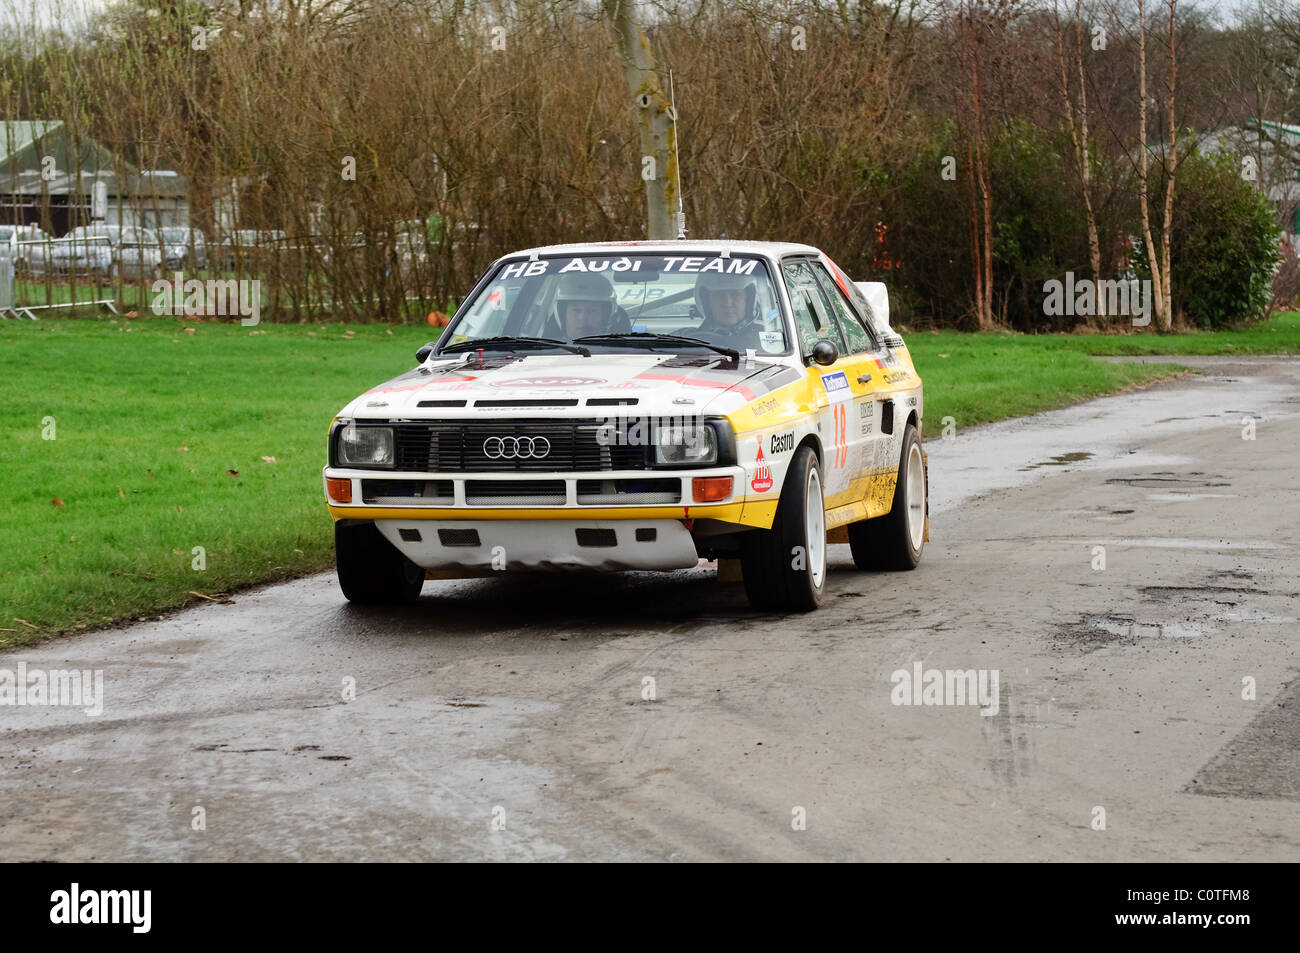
[832,403,848,469]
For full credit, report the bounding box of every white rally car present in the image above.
[323,241,927,612]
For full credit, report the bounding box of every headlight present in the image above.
[337,424,395,468]
[653,423,717,466]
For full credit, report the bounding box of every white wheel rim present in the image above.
[805,465,826,588]
[905,442,925,551]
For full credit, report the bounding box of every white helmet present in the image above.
[556,272,615,320]
[695,271,757,323]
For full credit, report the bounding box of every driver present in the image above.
[555,272,618,339]
[694,271,760,343]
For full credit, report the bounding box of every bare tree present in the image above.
[956,2,989,329]
[1054,0,1105,318]
[955,0,1015,330]
[1136,0,1180,329]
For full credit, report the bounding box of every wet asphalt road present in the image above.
[2,356,1298,860]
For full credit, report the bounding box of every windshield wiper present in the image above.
[440,336,590,357]
[575,332,739,361]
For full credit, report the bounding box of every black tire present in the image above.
[740,444,826,612]
[848,423,926,571]
[335,521,425,604]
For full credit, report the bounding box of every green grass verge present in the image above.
[1052,310,1300,355]
[906,333,1186,429]
[4,312,1295,647]
[906,311,1300,427]
[0,316,437,648]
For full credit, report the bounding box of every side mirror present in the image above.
[810,339,839,366]
[416,342,435,363]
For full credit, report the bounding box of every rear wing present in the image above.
[854,281,905,349]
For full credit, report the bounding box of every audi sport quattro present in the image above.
[323,240,927,612]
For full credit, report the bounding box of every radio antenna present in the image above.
[669,69,686,239]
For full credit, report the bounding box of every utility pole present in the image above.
[602,0,679,240]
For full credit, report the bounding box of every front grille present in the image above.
[394,419,649,473]
[361,479,454,505]
[465,479,567,506]
[575,478,681,505]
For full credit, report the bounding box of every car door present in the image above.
[781,258,871,510]
[799,260,891,514]
[815,258,916,518]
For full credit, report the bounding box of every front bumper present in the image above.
[323,465,778,529]
[370,517,699,571]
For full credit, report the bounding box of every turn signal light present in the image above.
[692,476,732,503]
[327,477,353,503]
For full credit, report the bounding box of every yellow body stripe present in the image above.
[329,502,752,523]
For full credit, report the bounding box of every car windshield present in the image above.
[161,228,190,242]
[440,252,790,356]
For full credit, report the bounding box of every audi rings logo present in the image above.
[483,435,552,460]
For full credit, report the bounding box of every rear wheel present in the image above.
[335,521,424,604]
[848,423,926,571]
[740,444,826,612]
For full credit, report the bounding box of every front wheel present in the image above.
[335,521,425,604]
[848,423,926,571]
[740,444,826,612]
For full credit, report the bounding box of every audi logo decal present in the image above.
[482,435,552,459]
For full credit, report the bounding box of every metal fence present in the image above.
[2,233,118,320]
[1,227,468,322]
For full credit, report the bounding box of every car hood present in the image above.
[340,352,803,419]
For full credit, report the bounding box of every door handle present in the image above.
[857,374,872,384]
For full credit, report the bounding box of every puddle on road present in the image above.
[1059,506,1135,521]
[1105,471,1232,488]
[1056,614,1212,649]
[1056,574,1297,650]
[1145,492,1240,502]
[1019,451,1094,471]
[1092,618,1208,639]
[1052,537,1283,551]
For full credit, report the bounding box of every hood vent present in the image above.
[417,399,468,408]
[586,397,639,406]
[474,398,580,408]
